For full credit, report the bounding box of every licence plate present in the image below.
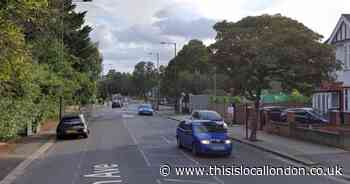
[66,130,77,134]
[211,145,225,150]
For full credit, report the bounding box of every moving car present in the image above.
[56,114,89,139]
[138,104,154,116]
[176,120,232,156]
[280,108,329,124]
[190,110,227,128]
[112,100,123,108]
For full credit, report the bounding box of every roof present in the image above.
[343,14,350,22]
[327,14,350,44]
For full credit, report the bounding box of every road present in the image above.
[11,102,348,184]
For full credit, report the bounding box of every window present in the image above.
[179,121,186,129]
[192,112,200,119]
[199,111,223,121]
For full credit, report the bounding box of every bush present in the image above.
[210,96,242,104]
[0,96,57,141]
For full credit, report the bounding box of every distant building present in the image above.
[313,14,350,118]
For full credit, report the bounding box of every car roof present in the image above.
[140,104,151,106]
[285,108,313,112]
[262,106,286,109]
[185,120,217,126]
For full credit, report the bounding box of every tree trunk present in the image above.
[249,99,260,141]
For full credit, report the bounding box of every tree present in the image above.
[0,0,102,140]
[162,39,212,96]
[132,61,157,98]
[210,14,341,141]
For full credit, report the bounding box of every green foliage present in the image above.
[288,89,311,104]
[132,62,157,97]
[0,0,102,141]
[162,39,221,97]
[210,14,341,103]
[210,96,242,104]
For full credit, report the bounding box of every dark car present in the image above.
[56,114,89,139]
[190,110,227,128]
[280,108,329,124]
[176,120,232,156]
[112,100,123,108]
[261,106,287,122]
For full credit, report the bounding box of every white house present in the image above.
[313,14,350,116]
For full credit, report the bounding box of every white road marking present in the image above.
[179,150,224,184]
[84,164,122,183]
[0,139,55,184]
[71,133,90,184]
[122,114,134,118]
[122,117,152,167]
[161,136,172,144]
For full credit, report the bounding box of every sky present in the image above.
[75,0,350,74]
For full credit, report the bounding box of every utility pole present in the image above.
[149,52,161,110]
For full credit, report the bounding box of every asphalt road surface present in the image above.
[12,103,348,184]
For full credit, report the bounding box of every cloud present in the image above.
[153,4,216,39]
[76,0,350,73]
[114,24,170,45]
[77,0,217,73]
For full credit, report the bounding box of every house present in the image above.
[313,14,350,121]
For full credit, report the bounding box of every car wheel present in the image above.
[82,133,88,139]
[56,134,63,140]
[177,137,183,148]
[192,143,199,156]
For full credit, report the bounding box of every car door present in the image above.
[182,123,194,148]
[295,111,308,124]
[177,121,186,143]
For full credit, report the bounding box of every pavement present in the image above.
[0,103,348,184]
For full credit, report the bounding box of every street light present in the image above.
[149,52,161,110]
[160,41,178,112]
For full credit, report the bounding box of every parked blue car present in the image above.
[138,104,154,116]
[176,120,232,156]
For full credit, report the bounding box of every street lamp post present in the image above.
[160,42,178,112]
[149,52,161,110]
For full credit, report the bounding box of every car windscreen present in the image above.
[193,123,226,133]
[60,117,83,126]
[308,110,326,119]
[139,105,151,109]
[199,112,223,121]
